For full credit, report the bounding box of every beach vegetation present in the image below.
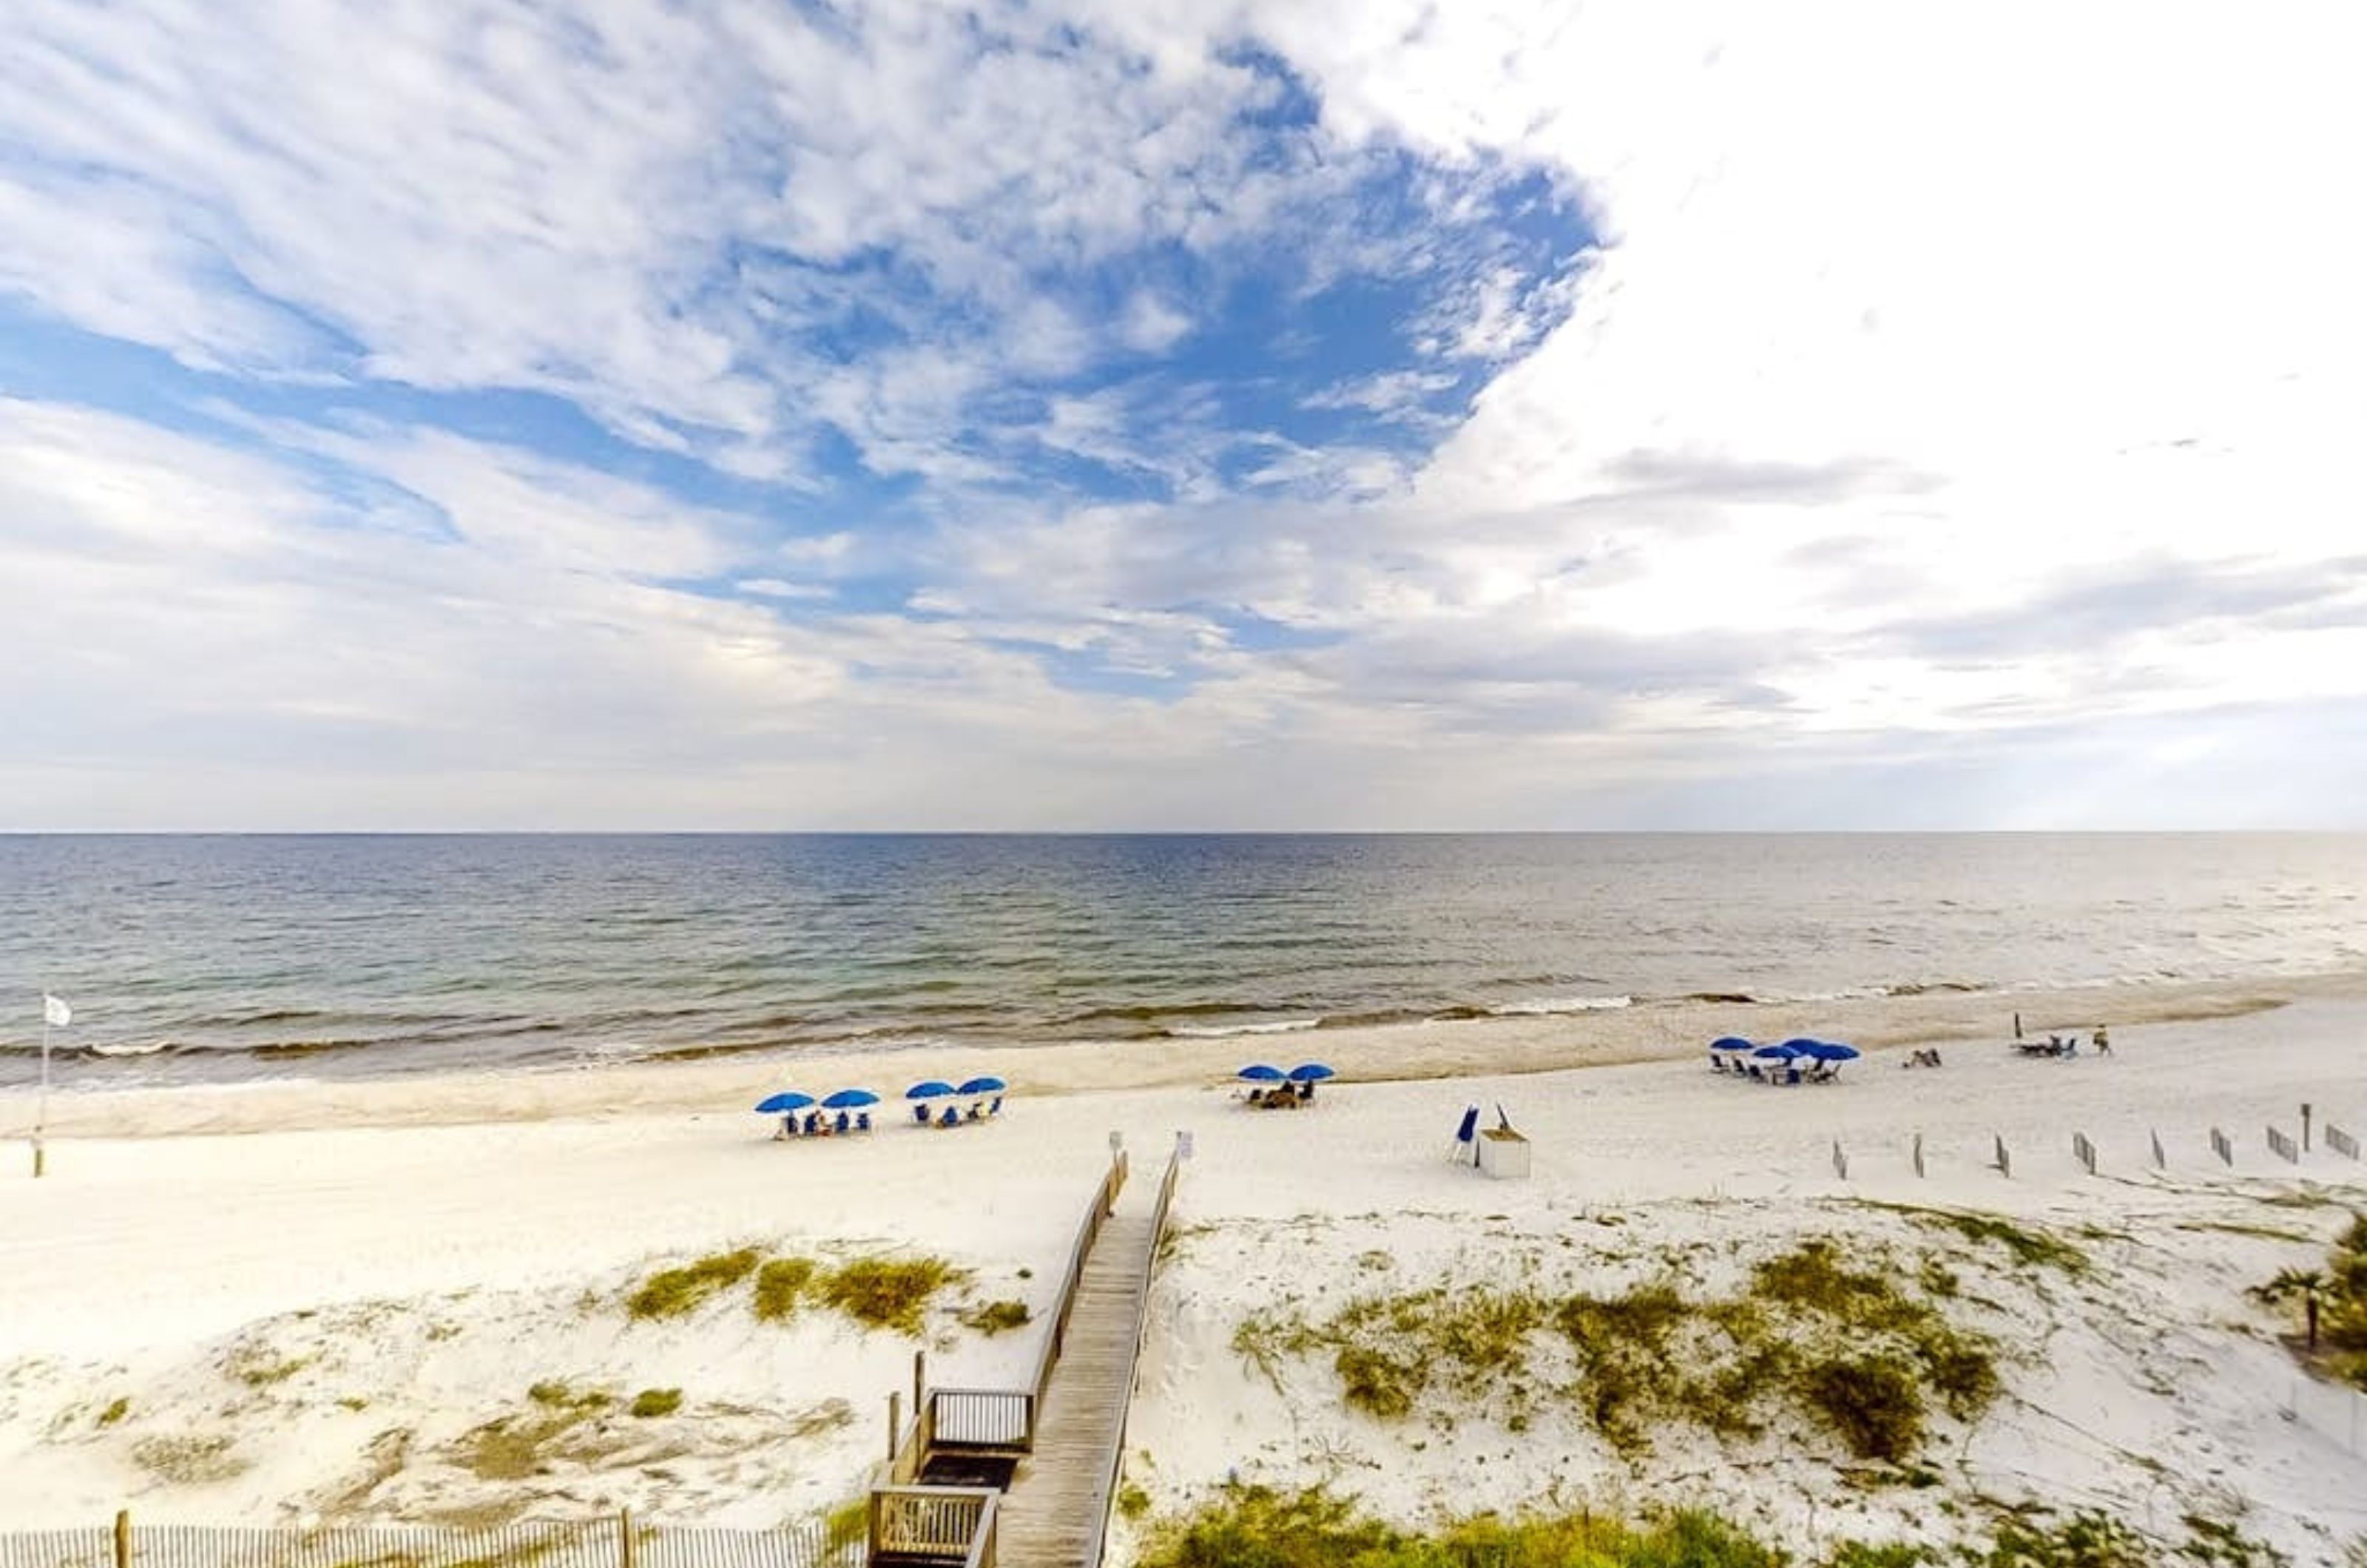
[132,1432,251,1484]
[227,1346,314,1388]
[753,1257,821,1322]
[962,1297,1032,1334]
[526,1380,612,1410]
[1232,1235,2000,1464]
[1826,1544,1932,1567]
[817,1255,966,1334]
[2251,1212,2367,1388]
[1797,1354,1924,1461]
[628,1387,682,1418]
[1130,1482,1787,1568]
[823,1498,868,1552]
[1860,1203,2090,1275]
[627,1247,763,1319]
[95,1396,130,1427]
[1118,1481,1153,1519]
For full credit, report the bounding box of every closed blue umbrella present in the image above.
[1709,1037,1755,1052]
[956,1075,1007,1095]
[754,1092,815,1114]
[1286,1063,1334,1082]
[905,1081,957,1100]
[821,1088,880,1109]
[1236,1064,1286,1082]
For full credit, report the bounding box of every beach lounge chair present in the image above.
[988,1095,1003,1116]
[857,1111,873,1132]
[914,1104,932,1125]
[1710,1052,1727,1073]
[803,1112,822,1135]
[833,1110,851,1135]
[1745,1064,1764,1082]
[939,1105,960,1129]
[1784,1067,1803,1086]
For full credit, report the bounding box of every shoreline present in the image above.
[4,967,2353,1140]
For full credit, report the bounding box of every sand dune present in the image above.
[4,986,2365,1558]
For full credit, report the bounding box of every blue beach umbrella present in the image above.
[754,1092,815,1114]
[1779,1038,1826,1055]
[1809,1042,1861,1062]
[820,1088,880,1109]
[1236,1064,1286,1082]
[956,1075,1007,1096]
[1286,1063,1335,1082]
[1752,1044,1800,1061]
[905,1081,957,1100]
[1709,1036,1755,1052]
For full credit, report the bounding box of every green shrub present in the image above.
[95,1397,130,1427]
[964,1298,1033,1334]
[754,1257,820,1322]
[627,1247,762,1319]
[1118,1481,1152,1520]
[1800,1354,1925,1461]
[629,1388,682,1418]
[1131,1485,1789,1568]
[1968,1509,2150,1568]
[817,1256,964,1334]
[1334,1343,1423,1419]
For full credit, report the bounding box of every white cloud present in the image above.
[5,2,2367,825]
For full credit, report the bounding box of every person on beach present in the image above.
[2094,1024,2111,1055]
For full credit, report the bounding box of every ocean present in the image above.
[3,834,2362,1089]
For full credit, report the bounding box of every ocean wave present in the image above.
[1167,1018,1325,1039]
[1485,994,1633,1018]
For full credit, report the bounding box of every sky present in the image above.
[2,1,2364,831]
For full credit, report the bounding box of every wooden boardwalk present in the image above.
[991,1178,1163,1567]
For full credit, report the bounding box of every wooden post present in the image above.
[1911,1132,1924,1178]
[618,1508,634,1568]
[2303,1104,2313,1152]
[1993,1135,2010,1178]
[888,1391,902,1467]
[114,1509,131,1568]
[913,1349,925,1425]
[2151,1129,2165,1169]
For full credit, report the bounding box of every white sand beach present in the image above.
[4,976,2366,1559]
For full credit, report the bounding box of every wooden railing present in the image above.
[1080,1138,1186,1568]
[928,1388,1031,1447]
[871,1487,997,1564]
[1025,1149,1130,1436]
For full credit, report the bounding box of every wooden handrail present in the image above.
[1025,1149,1128,1436]
[1079,1140,1184,1568]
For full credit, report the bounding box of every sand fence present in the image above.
[1819,1108,2361,1185]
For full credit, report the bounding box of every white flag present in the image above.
[43,993,70,1027]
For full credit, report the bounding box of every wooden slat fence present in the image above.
[928,1389,1030,1449]
[2210,1126,2233,1166]
[2329,1124,2361,1160]
[2267,1126,2299,1164]
[2072,1132,2096,1175]
[0,1523,860,1568]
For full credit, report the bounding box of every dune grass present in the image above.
[1232,1235,2001,1464]
[1132,1486,2282,1568]
[625,1246,968,1335]
[626,1247,763,1319]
